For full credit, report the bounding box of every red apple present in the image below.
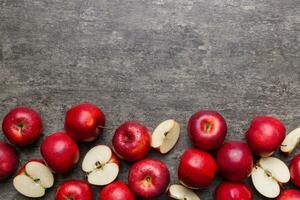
[246,116,285,157]
[290,153,300,187]
[2,107,42,146]
[277,189,300,200]
[100,181,136,200]
[40,132,79,174]
[55,179,93,200]
[178,148,217,189]
[0,141,18,181]
[65,103,105,142]
[215,182,253,200]
[112,121,151,161]
[217,141,253,182]
[188,110,227,150]
[128,158,170,198]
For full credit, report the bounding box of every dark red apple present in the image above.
[40,132,79,174]
[2,107,42,146]
[0,141,18,180]
[188,110,227,150]
[100,181,136,200]
[217,141,253,182]
[215,182,253,200]
[65,103,105,142]
[277,189,300,200]
[112,121,151,161]
[128,158,170,198]
[246,116,285,157]
[178,148,218,189]
[290,153,300,187]
[55,179,93,200]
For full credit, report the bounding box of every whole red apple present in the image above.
[2,107,42,146]
[277,189,300,200]
[215,182,253,200]
[217,141,253,182]
[178,148,217,189]
[128,158,170,198]
[246,116,285,157]
[100,181,135,200]
[188,110,227,150]
[40,132,80,174]
[112,121,151,161]
[0,141,18,181]
[65,103,105,142]
[290,153,300,187]
[55,179,93,200]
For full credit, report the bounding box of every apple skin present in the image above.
[188,110,227,150]
[112,121,151,161]
[65,103,105,142]
[40,132,80,174]
[178,148,218,189]
[100,181,136,200]
[277,189,300,200]
[2,107,43,146]
[290,153,300,187]
[128,158,170,198]
[0,141,18,181]
[217,141,253,182]
[246,116,285,156]
[55,179,93,200]
[215,182,253,200]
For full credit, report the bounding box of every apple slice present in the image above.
[281,127,300,154]
[13,160,54,198]
[251,157,290,198]
[82,145,119,186]
[151,119,180,154]
[168,184,200,200]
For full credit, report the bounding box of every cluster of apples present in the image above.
[1,103,300,199]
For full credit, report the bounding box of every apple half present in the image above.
[281,127,300,154]
[168,184,200,200]
[251,157,290,198]
[82,145,119,186]
[151,119,180,154]
[13,160,54,198]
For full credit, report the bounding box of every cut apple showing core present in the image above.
[151,119,180,154]
[13,161,54,198]
[281,127,300,154]
[168,184,200,200]
[82,145,119,186]
[251,157,290,198]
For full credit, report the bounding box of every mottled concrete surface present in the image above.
[0,0,300,199]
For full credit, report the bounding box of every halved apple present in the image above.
[281,127,300,154]
[82,145,119,186]
[168,184,200,200]
[13,160,54,198]
[151,119,180,154]
[251,157,290,198]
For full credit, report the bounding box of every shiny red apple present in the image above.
[217,141,253,182]
[40,132,80,174]
[65,103,105,142]
[215,182,253,200]
[128,158,170,198]
[55,179,93,200]
[188,110,227,150]
[277,189,300,200]
[246,116,285,157]
[112,121,151,161]
[178,148,217,189]
[100,181,136,200]
[0,141,18,181]
[290,153,300,187]
[2,107,42,146]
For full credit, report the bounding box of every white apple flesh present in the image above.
[82,145,119,186]
[168,184,200,200]
[281,127,300,154]
[151,119,180,154]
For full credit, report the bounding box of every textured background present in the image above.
[0,0,300,199]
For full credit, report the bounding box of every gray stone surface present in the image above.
[0,0,300,199]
